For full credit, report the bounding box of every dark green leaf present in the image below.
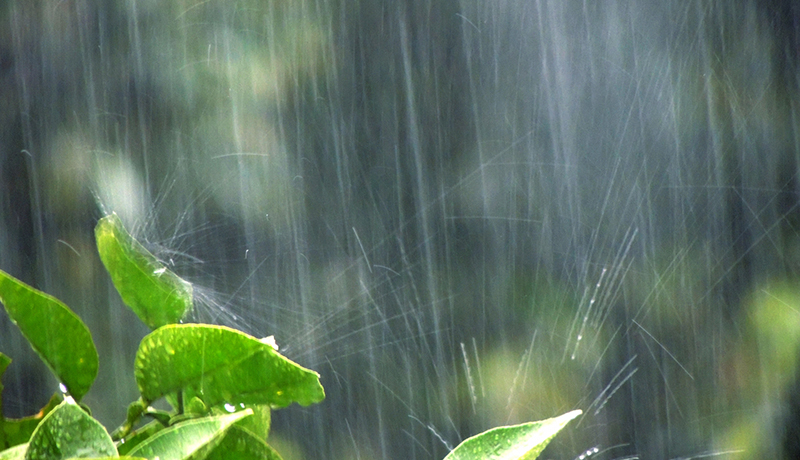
[0,270,98,401]
[135,325,324,409]
[95,213,193,330]
[2,395,62,449]
[443,410,582,460]
[25,400,116,460]
[203,426,283,460]
[126,411,251,460]
[0,352,9,375]
[0,352,8,448]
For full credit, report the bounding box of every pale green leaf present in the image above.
[0,444,27,460]
[203,426,283,460]
[443,410,582,460]
[134,325,324,409]
[0,270,98,401]
[127,411,251,460]
[25,400,116,460]
[95,213,193,330]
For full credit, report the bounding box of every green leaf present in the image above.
[0,269,98,401]
[25,400,116,460]
[176,402,271,442]
[443,410,582,460]
[0,352,9,448]
[134,325,325,409]
[0,352,10,375]
[0,443,27,460]
[116,420,166,456]
[76,458,147,460]
[127,410,252,460]
[95,213,193,330]
[203,426,283,460]
[2,394,62,449]
[231,404,270,441]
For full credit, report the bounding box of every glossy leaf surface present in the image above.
[0,270,98,401]
[232,404,271,441]
[204,426,283,460]
[2,395,62,449]
[127,411,251,460]
[0,353,8,448]
[115,421,165,456]
[77,458,146,460]
[95,213,193,330]
[443,410,581,460]
[135,325,324,408]
[25,400,116,460]
[0,444,27,460]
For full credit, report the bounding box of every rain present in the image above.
[1,0,799,458]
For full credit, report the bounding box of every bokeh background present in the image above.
[2,1,800,458]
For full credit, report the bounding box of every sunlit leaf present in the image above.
[179,402,272,442]
[0,443,27,460]
[135,325,324,409]
[25,400,116,460]
[74,458,146,460]
[127,410,252,460]
[204,426,283,460]
[116,420,165,456]
[165,401,272,444]
[95,213,193,330]
[232,404,271,441]
[443,410,581,460]
[0,270,98,401]
[2,395,62,449]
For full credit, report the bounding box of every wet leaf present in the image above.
[232,404,270,441]
[203,426,283,460]
[0,444,27,460]
[0,352,8,448]
[0,270,98,401]
[443,410,581,460]
[116,420,165,456]
[135,325,324,409]
[76,458,146,460]
[2,395,62,449]
[25,400,116,460]
[95,213,193,330]
[170,402,271,443]
[127,410,251,460]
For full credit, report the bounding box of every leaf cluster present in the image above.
[0,213,578,460]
